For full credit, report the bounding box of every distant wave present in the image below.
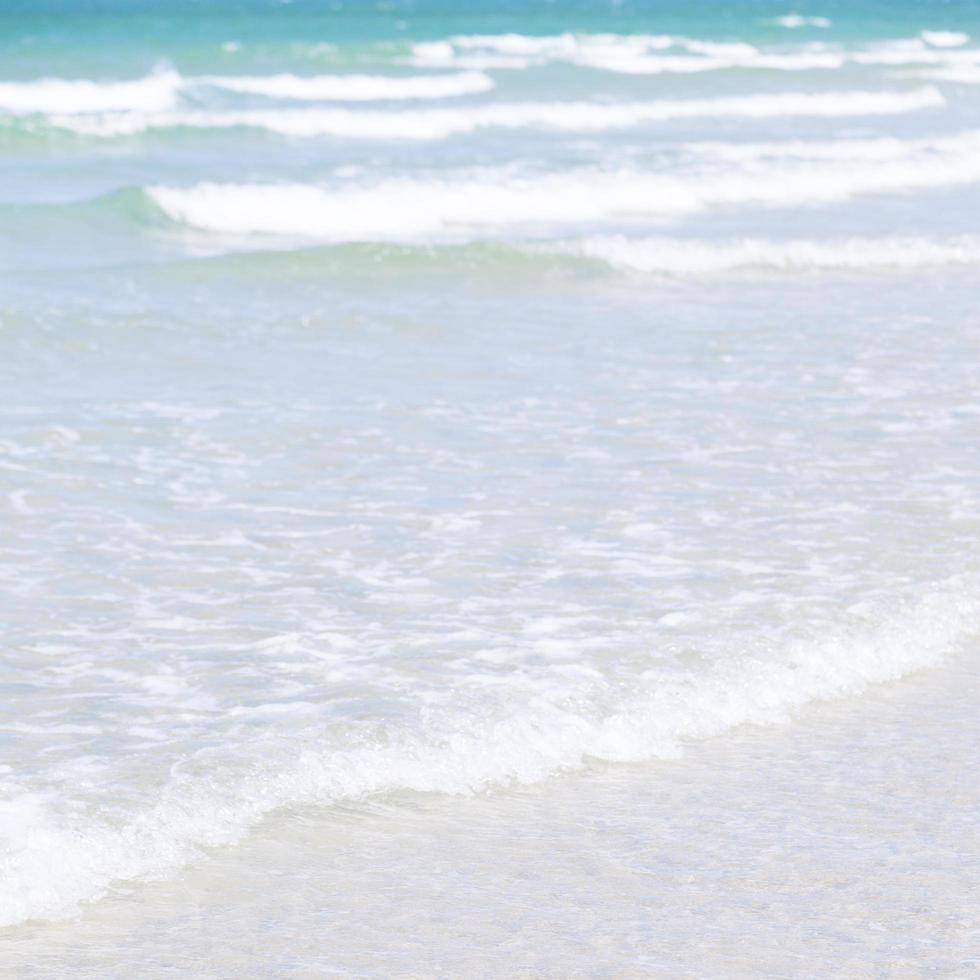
[44,88,944,140]
[408,31,980,75]
[2,32,978,122]
[688,128,980,163]
[0,70,181,114]
[0,69,493,116]
[853,42,980,66]
[2,573,975,927]
[772,14,832,29]
[198,69,494,101]
[573,47,843,75]
[920,30,970,48]
[410,33,846,73]
[916,67,980,83]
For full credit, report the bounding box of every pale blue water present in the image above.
[2,1,980,974]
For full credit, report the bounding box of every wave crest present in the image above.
[0,68,494,119]
[0,70,181,114]
[557,235,980,274]
[199,69,494,101]
[47,87,944,140]
[142,131,980,240]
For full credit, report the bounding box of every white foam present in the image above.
[921,30,970,48]
[558,235,980,274]
[853,39,980,67]
[2,573,976,927]
[450,31,590,55]
[774,14,832,29]
[52,87,943,140]
[9,33,971,123]
[0,70,181,114]
[144,130,980,240]
[199,70,494,101]
[573,48,845,74]
[691,129,969,163]
[919,66,980,83]
[409,31,849,74]
[0,68,494,117]
[403,30,980,76]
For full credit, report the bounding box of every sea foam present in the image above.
[1,574,976,928]
[0,71,181,114]
[409,32,847,73]
[0,69,493,119]
[556,235,980,274]
[405,30,980,76]
[198,70,494,101]
[773,14,832,29]
[49,87,944,140]
[144,131,980,240]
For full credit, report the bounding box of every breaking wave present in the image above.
[2,573,976,928]
[0,71,182,114]
[557,234,980,274]
[408,31,980,75]
[0,68,494,117]
[160,235,980,282]
[44,87,944,140]
[772,15,832,29]
[409,33,847,73]
[198,69,494,101]
[141,131,980,239]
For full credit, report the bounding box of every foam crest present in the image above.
[0,70,181,114]
[853,39,980,66]
[920,67,980,83]
[692,132,957,163]
[2,574,976,927]
[144,133,980,240]
[773,14,832,29]
[0,68,492,119]
[559,235,980,274]
[50,87,944,140]
[409,31,849,74]
[405,30,980,76]
[200,70,494,101]
[921,30,970,48]
[574,48,844,74]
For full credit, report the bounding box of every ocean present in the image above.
[1,0,979,974]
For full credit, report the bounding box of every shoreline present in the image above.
[7,651,978,977]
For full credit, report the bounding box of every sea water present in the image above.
[1,0,979,974]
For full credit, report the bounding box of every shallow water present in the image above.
[6,645,979,976]
[2,0,979,970]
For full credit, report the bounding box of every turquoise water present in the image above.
[2,1,980,974]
